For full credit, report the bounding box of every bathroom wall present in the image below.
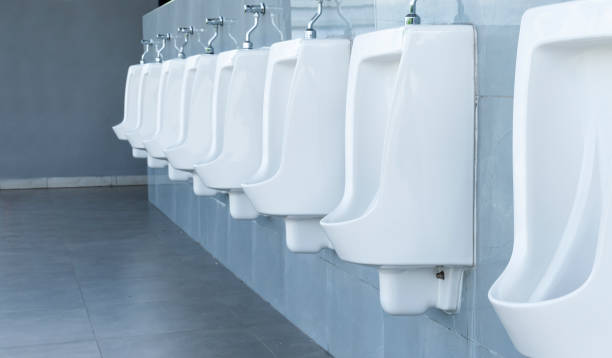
[146,0,571,357]
[0,0,157,182]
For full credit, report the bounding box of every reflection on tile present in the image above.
[99,329,273,358]
[0,308,93,348]
[0,341,101,358]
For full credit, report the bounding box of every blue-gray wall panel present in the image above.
[0,0,157,179]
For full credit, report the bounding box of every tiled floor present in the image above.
[0,186,331,358]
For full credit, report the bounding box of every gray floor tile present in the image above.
[0,271,84,313]
[0,187,329,357]
[99,329,274,358]
[88,300,242,339]
[0,308,94,348]
[0,341,101,358]
[79,275,214,309]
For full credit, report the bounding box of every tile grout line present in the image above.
[247,331,278,358]
[69,262,105,358]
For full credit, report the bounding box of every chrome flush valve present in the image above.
[140,39,152,64]
[405,0,421,25]
[305,0,324,39]
[243,3,266,49]
[175,26,194,59]
[204,17,224,54]
[154,33,170,63]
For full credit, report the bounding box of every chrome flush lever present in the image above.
[305,0,324,39]
[140,39,152,64]
[154,33,170,63]
[243,3,266,49]
[174,26,194,59]
[204,17,224,54]
[405,0,421,25]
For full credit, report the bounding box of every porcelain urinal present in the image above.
[112,65,143,140]
[242,38,350,252]
[165,54,218,193]
[488,2,612,357]
[125,63,163,159]
[194,48,269,219]
[321,25,476,315]
[142,58,186,168]
[162,55,200,181]
[191,50,238,198]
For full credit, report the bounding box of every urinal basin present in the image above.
[194,48,269,216]
[321,25,476,314]
[165,54,217,183]
[142,58,187,160]
[125,63,162,158]
[488,1,612,357]
[162,55,202,181]
[113,65,143,140]
[191,50,239,196]
[242,38,350,252]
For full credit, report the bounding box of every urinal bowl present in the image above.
[125,63,163,159]
[163,55,203,182]
[488,1,612,357]
[113,65,143,140]
[192,50,240,197]
[143,58,187,164]
[242,38,350,252]
[165,54,218,186]
[195,48,270,218]
[321,25,476,315]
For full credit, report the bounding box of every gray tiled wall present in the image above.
[144,0,572,357]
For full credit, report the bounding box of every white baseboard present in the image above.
[0,175,147,190]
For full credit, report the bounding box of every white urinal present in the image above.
[165,54,218,192]
[161,55,200,181]
[194,48,269,218]
[242,38,350,252]
[488,1,612,357]
[125,63,163,159]
[142,58,186,168]
[320,25,476,315]
[112,65,143,140]
[192,50,238,197]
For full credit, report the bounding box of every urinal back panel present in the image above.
[198,49,269,190]
[324,28,404,224]
[186,56,216,155]
[115,65,143,140]
[243,39,350,216]
[323,26,475,266]
[489,1,612,357]
[165,55,217,171]
[156,60,187,150]
[127,63,161,148]
[249,40,299,186]
[176,55,199,145]
[205,50,238,163]
[124,66,143,131]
